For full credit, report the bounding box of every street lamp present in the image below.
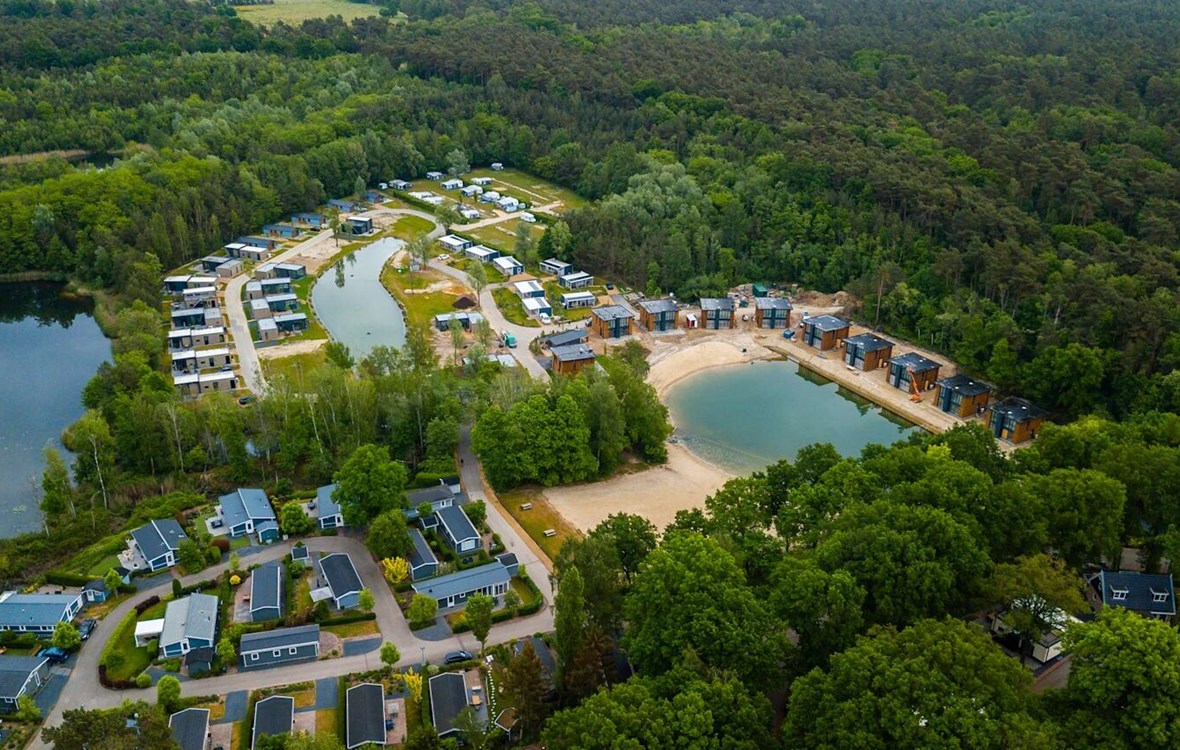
[420,646,425,667]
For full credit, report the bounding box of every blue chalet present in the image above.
[239,625,320,671]
[436,504,481,554]
[0,655,50,713]
[1091,571,1176,622]
[263,224,301,239]
[315,484,344,529]
[169,708,211,750]
[347,216,374,235]
[238,236,277,251]
[252,696,294,749]
[412,563,510,609]
[274,263,307,280]
[217,489,278,542]
[159,593,218,657]
[407,529,439,582]
[128,519,188,572]
[249,562,286,622]
[273,312,309,333]
[0,593,84,635]
[316,553,363,610]
[291,212,325,229]
[328,198,362,212]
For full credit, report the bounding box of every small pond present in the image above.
[310,238,406,361]
[665,359,919,474]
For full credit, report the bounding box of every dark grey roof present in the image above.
[0,655,48,699]
[891,352,940,372]
[131,519,188,562]
[540,329,588,348]
[162,593,218,647]
[592,305,633,322]
[936,373,991,397]
[407,485,454,505]
[753,296,792,311]
[437,504,479,544]
[346,683,386,749]
[83,579,107,592]
[989,397,1048,421]
[319,553,363,598]
[845,332,894,352]
[497,553,519,568]
[408,529,438,571]
[291,545,309,561]
[219,488,275,527]
[250,563,283,613]
[169,708,210,750]
[551,343,596,363]
[1095,571,1176,616]
[805,314,849,332]
[699,297,734,312]
[638,298,678,314]
[252,696,294,749]
[184,647,214,667]
[428,672,468,736]
[513,636,556,677]
[412,563,510,601]
[240,624,321,654]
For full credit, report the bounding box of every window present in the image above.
[1111,586,1129,602]
[1152,589,1170,603]
[273,649,281,657]
[251,653,259,661]
[289,647,298,655]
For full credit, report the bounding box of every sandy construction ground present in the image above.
[544,442,735,533]
[255,338,326,360]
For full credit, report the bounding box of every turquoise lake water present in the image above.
[665,359,919,474]
[0,283,110,536]
[311,237,407,361]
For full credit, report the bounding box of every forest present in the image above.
[2,0,1180,747]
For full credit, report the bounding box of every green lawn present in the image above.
[463,220,542,255]
[543,280,596,320]
[261,348,328,383]
[86,553,123,577]
[391,215,435,240]
[492,288,540,327]
[451,257,505,284]
[101,609,154,682]
[466,167,587,210]
[499,489,580,562]
[233,0,382,25]
[323,620,380,639]
[381,264,465,328]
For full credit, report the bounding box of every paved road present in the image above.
[31,466,553,747]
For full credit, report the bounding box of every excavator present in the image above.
[907,367,923,402]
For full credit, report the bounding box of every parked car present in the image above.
[79,619,97,641]
[41,647,68,664]
[444,650,473,664]
[437,253,451,261]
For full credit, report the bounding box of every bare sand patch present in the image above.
[256,338,327,360]
[544,443,734,533]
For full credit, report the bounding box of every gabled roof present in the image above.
[407,485,454,506]
[845,332,894,352]
[184,647,214,667]
[161,593,218,647]
[250,562,283,613]
[754,296,792,311]
[638,298,678,314]
[592,305,633,322]
[408,528,438,572]
[551,343,596,363]
[240,624,321,654]
[699,297,734,312]
[891,351,940,373]
[1095,571,1176,616]
[412,563,510,601]
[989,397,1048,422]
[317,484,342,519]
[219,489,275,527]
[252,696,294,749]
[437,504,480,544]
[429,672,469,737]
[0,655,48,699]
[560,271,593,282]
[540,329,588,348]
[0,593,80,629]
[937,374,991,397]
[346,683,386,749]
[169,708,210,750]
[131,519,188,562]
[319,553,363,599]
[805,314,849,332]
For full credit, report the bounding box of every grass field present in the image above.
[543,281,596,320]
[101,609,154,682]
[323,619,380,639]
[233,0,381,26]
[462,219,542,254]
[261,348,328,382]
[381,264,464,328]
[86,553,122,577]
[467,167,587,210]
[390,215,434,241]
[315,708,338,735]
[500,489,580,561]
[491,288,540,327]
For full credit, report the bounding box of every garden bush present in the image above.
[135,673,152,689]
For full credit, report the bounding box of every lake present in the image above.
[311,238,406,361]
[665,359,919,474]
[0,282,110,536]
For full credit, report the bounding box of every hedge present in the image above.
[320,611,377,627]
[45,571,92,587]
[134,595,161,616]
[98,664,137,690]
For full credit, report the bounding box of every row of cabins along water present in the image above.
[797,312,1048,444]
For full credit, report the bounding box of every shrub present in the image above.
[212,538,230,553]
[134,595,161,616]
[45,571,91,586]
[135,673,152,689]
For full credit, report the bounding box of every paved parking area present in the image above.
[342,637,381,657]
[314,677,339,710]
[34,674,68,715]
[220,690,248,723]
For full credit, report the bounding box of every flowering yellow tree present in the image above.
[399,668,423,704]
[381,557,409,585]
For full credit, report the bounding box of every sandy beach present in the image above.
[544,441,735,533]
